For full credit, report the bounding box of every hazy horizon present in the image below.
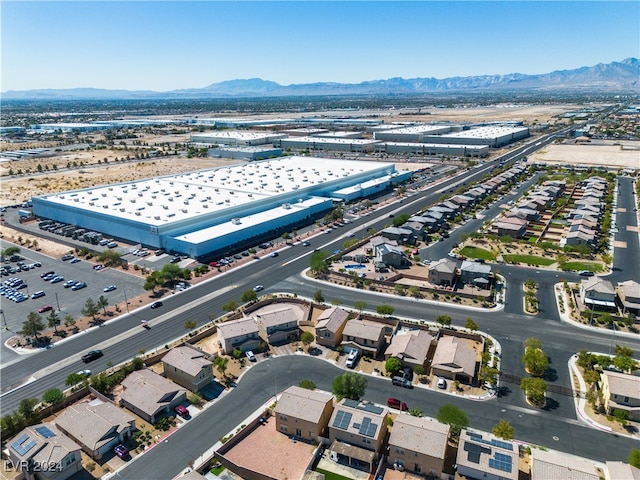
[2,1,639,92]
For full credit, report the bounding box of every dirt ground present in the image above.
[530,140,640,170]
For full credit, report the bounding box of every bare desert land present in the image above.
[529,140,640,169]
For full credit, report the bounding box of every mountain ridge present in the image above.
[3,58,638,100]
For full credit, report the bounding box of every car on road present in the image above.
[392,376,413,389]
[38,304,53,313]
[71,282,87,291]
[31,290,46,299]
[253,285,264,292]
[387,397,408,411]
[114,444,129,459]
[150,301,163,309]
[82,350,103,363]
[77,369,91,377]
[578,270,595,277]
[63,280,78,288]
[245,350,257,362]
[437,377,447,389]
[174,405,190,418]
[269,252,279,257]
[302,241,311,247]
[103,285,117,292]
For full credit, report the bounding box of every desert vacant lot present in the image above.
[529,140,640,169]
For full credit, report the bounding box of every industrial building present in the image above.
[190,131,287,146]
[373,125,454,142]
[32,156,409,260]
[423,126,530,147]
[382,142,489,157]
[277,136,381,153]
[207,146,282,161]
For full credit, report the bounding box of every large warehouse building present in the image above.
[32,157,409,260]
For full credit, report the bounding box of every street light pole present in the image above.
[0,309,7,330]
[55,292,61,311]
[124,290,129,313]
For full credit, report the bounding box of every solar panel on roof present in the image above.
[12,436,37,457]
[11,434,28,452]
[489,452,513,473]
[343,399,359,408]
[361,403,384,415]
[359,417,370,435]
[35,426,56,439]
[332,410,352,430]
[366,422,378,438]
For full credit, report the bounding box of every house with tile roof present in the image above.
[600,371,640,421]
[430,335,477,383]
[162,344,215,392]
[327,399,389,473]
[315,307,350,348]
[255,306,300,345]
[55,400,136,459]
[616,280,640,315]
[531,448,601,480]
[456,429,518,480]
[120,369,187,423]
[384,329,434,370]
[580,277,617,309]
[375,243,407,268]
[341,318,386,357]
[605,461,640,480]
[387,415,450,477]
[216,317,261,355]
[275,386,334,443]
[7,423,82,480]
[428,258,458,287]
[459,261,492,289]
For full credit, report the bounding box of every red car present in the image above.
[38,305,53,313]
[387,397,408,411]
[174,405,189,418]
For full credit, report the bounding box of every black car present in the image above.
[81,350,103,363]
[150,301,163,309]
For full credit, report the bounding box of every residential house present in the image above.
[255,306,300,345]
[7,423,82,480]
[616,280,640,315]
[327,399,389,472]
[531,448,600,480]
[565,230,596,249]
[380,227,415,245]
[404,221,427,241]
[375,243,407,268]
[459,261,492,289]
[384,329,434,370]
[275,386,334,443]
[341,318,386,357]
[55,400,136,460]
[506,207,539,221]
[440,201,461,214]
[605,461,640,480]
[600,371,640,421]
[315,307,350,347]
[428,205,456,219]
[430,335,477,383]
[162,344,214,392]
[571,217,598,230]
[387,415,450,477]
[428,258,458,287]
[449,195,474,209]
[216,317,260,355]
[120,369,187,423]
[456,429,518,480]
[493,219,527,238]
[580,277,617,310]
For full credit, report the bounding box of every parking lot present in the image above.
[0,246,147,333]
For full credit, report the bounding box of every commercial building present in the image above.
[190,131,287,146]
[32,156,402,260]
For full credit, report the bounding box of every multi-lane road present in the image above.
[2,132,639,476]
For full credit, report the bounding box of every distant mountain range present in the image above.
[3,58,638,100]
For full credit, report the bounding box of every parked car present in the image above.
[81,350,103,363]
[104,285,117,292]
[114,444,129,459]
[71,282,87,291]
[150,301,163,309]
[61,254,74,261]
[31,290,46,299]
[392,376,413,389]
[387,397,408,411]
[402,367,413,381]
[245,350,257,362]
[437,377,447,389]
[70,257,81,264]
[578,270,595,277]
[63,280,78,288]
[174,405,189,418]
[345,349,358,369]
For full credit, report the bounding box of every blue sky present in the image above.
[2,1,638,92]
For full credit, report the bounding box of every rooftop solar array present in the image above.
[11,433,37,456]
[468,432,513,451]
[342,399,384,415]
[332,410,353,430]
[464,441,491,464]
[35,425,56,439]
[358,417,378,438]
[488,452,513,473]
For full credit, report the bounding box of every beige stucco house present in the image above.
[600,371,640,421]
[315,307,350,347]
[275,386,334,443]
[430,335,477,383]
[341,318,386,357]
[162,344,215,392]
[120,369,187,423]
[216,317,261,355]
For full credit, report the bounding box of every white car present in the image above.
[437,377,447,389]
[345,349,358,368]
[253,285,264,292]
[245,351,256,362]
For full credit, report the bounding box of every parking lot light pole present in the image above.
[55,292,61,311]
[0,309,7,330]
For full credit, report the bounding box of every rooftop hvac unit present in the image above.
[168,197,173,201]
[181,209,187,213]
[147,202,153,206]
[102,193,107,197]
[155,179,160,183]
[167,213,175,217]
[151,195,156,199]
[203,204,208,208]
[231,218,241,225]
[282,203,291,209]
[120,208,125,212]
[248,193,252,197]
[184,201,189,205]
[135,212,141,216]
[74,198,79,202]
[117,196,122,201]
[59,195,65,199]
[162,205,168,210]
[154,216,160,220]
[109,187,113,190]
[130,199,136,203]
[102,205,108,209]
[89,202,94,206]
[138,192,143,197]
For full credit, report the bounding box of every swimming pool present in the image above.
[345,264,366,269]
